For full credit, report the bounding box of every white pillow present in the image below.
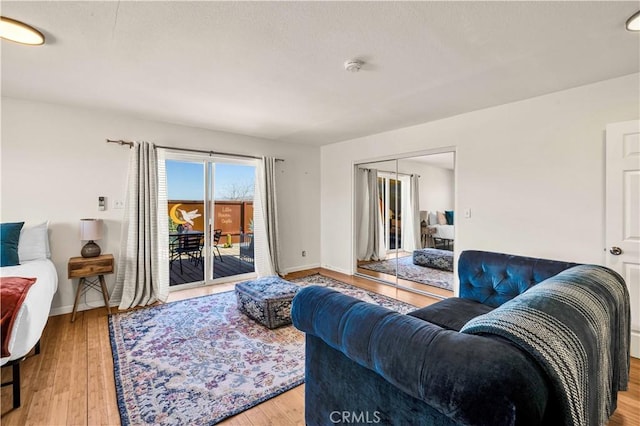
[437,211,448,225]
[18,221,51,262]
[428,212,438,225]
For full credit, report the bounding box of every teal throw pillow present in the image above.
[445,211,454,225]
[1,222,25,267]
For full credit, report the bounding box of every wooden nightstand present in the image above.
[68,254,114,322]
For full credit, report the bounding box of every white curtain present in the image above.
[111,142,169,309]
[401,174,420,252]
[253,157,280,276]
[356,168,383,261]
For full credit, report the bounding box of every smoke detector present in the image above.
[344,60,363,72]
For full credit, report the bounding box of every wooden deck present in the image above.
[170,251,255,286]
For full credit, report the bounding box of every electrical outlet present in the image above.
[114,200,125,209]
[302,250,307,257]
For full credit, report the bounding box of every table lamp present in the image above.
[80,218,103,258]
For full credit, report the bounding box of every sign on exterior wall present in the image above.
[215,202,241,235]
[168,200,253,243]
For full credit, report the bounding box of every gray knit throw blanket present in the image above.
[461,265,630,426]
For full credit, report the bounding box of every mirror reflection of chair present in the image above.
[212,229,223,262]
[170,233,204,273]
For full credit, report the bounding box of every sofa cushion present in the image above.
[407,297,493,331]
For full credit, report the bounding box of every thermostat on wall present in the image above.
[99,196,106,211]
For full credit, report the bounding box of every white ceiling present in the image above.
[2,1,639,146]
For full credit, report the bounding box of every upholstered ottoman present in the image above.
[413,248,454,271]
[235,276,300,329]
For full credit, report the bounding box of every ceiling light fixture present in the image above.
[626,10,640,31]
[0,16,45,45]
[344,60,363,73]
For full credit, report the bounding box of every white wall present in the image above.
[398,159,454,213]
[1,97,321,315]
[321,73,640,278]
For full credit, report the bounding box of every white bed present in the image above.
[429,224,455,241]
[1,221,57,409]
[1,259,58,366]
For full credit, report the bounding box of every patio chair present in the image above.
[240,233,254,264]
[212,228,223,262]
[170,233,204,274]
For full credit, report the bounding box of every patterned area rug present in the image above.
[359,255,454,291]
[109,274,415,425]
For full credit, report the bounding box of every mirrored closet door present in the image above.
[354,152,456,299]
[355,160,399,286]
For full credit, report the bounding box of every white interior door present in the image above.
[606,119,640,359]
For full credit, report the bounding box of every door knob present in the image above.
[609,247,623,256]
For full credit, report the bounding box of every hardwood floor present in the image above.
[356,266,454,299]
[356,252,455,299]
[1,268,638,425]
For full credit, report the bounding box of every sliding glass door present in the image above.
[165,154,256,288]
[378,172,402,253]
[210,162,256,281]
[167,159,206,285]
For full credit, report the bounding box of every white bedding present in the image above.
[1,259,58,365]
[429,224,455,240]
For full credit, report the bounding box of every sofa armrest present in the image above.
[292,286,552,426]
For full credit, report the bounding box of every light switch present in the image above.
[98,196,106,211]
[464,208,471,218]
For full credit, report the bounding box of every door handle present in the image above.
[609,247,623,256]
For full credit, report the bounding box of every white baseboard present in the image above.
[49,300,118,317]
[320,264,352,276]
[48,264,328,316]
[281,263,321,275]
[49,305,74,316]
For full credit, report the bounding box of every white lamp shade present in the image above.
[80,219,103,241]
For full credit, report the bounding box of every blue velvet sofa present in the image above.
[291,250,630,426]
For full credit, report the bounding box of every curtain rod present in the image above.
[361,167,420,178]
[106,139,284,162]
